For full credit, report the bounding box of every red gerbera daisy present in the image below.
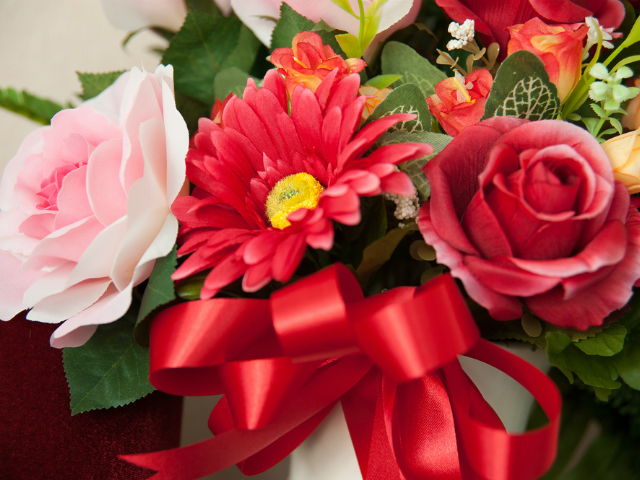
[172,69,432,299]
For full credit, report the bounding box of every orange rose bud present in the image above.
[426,68,493,137]
[602,129,640,194]
[270,31,366,98]
[622,78,640,131]
[359,85,392,123]
[507,18,587,101]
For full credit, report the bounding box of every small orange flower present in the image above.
[270,31,366,97]
[426,68,493,137]
[359,85,392,123]
[507,18,587,101]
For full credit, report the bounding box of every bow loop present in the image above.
[353,274,480,382]
[271,263,362,361]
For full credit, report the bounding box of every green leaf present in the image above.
[77,71,126,101]
[612,337,640,389]
[134,246,178,347]
[366,74,402,89]
[482,50,559,121]
[270,3,315,49]
[0,88,66,125]
[162,12,260,105]
[610,117,623,134]
[356,224,418,289]
[381,42,447,97]
[364,83,431,132]
[547,332,621,390]
[63,301,155,414]
[591,103,607,118]
[374,130,452,201]
[175,92,211,136]
[185,0,222,16]
[336,33,363,58]
[214,67,255,101]
[575,323,627,356]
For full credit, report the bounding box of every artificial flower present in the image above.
[436,0,625,58]
[359,85,393,122]
[101,0,232,32]
[506,18,587,101]
[622,78,640,131]
[426,68,493,136]
[0,66,189,347]
[231,0,421,51]
[602,129,640,194]
[418,117,640,330]
[270,31,366,97]
[171,69,432,298]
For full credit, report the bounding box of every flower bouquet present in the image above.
[3,0,640,478]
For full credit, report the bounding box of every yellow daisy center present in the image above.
[265,173,324,229]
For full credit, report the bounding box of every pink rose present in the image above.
[418,117,640,330]
[0,66,188,347]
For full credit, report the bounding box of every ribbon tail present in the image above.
[444,339,561,480]
[121,355,374,480]
[342,368,404,480]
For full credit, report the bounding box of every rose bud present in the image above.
[602,129,640,194]
[426,68,493,137]
[622,79,640,131]
[359,85,392,123]
[507,18,588,101]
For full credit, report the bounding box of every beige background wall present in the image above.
[0,1,286,478]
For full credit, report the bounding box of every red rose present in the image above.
[435,0,625,58]
[418,117,640,330]
[427,68,493,137]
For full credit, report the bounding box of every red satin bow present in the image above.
[122,264,560,480]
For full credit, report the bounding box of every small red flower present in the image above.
[427,68,493,137]
[172,70,432,298]
[270,31,366,97]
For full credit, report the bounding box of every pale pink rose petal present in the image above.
[53,166,94,229]
[86,138,128,227]
[0,129,44,211]
[28,217,105,264]
[159,66,189,202]
[27,278,112,324]
[0,250,46,320]
[65,217,128,287]
[121,75,164,193]
[50,284,131,348]
[23,262,76,308]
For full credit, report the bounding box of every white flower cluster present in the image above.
[383,191,420,228]
[447,19,475,51]
[583,16,615,60]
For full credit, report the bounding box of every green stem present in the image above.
[358,0,366,49]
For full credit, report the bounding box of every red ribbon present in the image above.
[121,264,560,480]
